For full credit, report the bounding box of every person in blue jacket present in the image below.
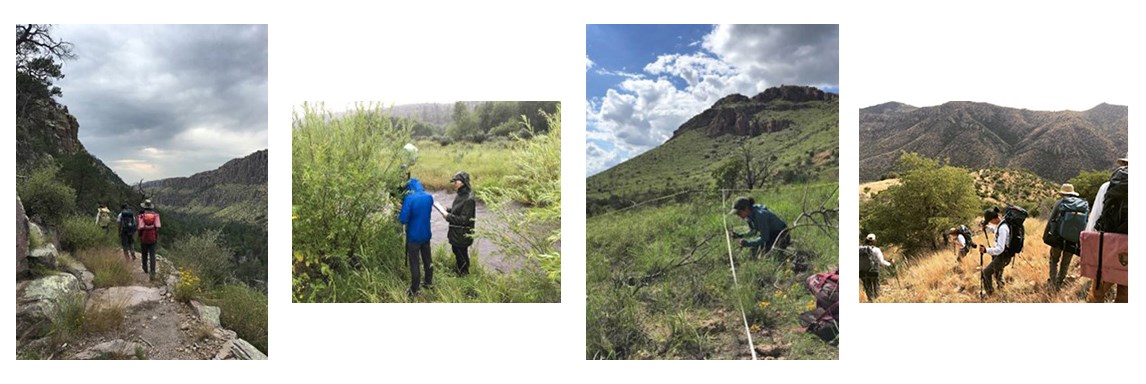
[729,196,790,258]
[398,178,434,296]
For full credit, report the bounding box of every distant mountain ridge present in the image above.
[141,150,267,225]
[859,101,1127,182]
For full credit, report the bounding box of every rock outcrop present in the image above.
[72,339,143,360]
[28,243,59,270]
[671,85,837,139]
[16,273,82,339]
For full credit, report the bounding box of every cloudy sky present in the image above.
[54,24,268,183]
[586,24,838,176]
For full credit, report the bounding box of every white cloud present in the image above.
[587,24,838,174]
[586,56,594,71]
[586,141,619,176]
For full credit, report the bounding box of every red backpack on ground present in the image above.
[139,212,159,244]
[800,268,839,343]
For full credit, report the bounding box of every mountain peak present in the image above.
[861,101,917,114]
[750,85,836,104]
[672,85,836,139]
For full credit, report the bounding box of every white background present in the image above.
[4,0,1142,382]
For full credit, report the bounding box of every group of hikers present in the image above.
[398,170,477,298]
[726,195,839,343]
[94,199,163,280]
[860,157,1129,303]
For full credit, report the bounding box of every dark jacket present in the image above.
[737,204,788,251]
[399,178,433,244]
[447,172,476,246]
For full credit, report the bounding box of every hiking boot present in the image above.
[406,288,417,297]
[422,282,434,290]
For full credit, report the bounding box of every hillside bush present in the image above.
[167,229,234,287]
[1069,169,1110,207]
[59,215,115,252]
[292,102,411,301]
[208,284,268,354]
[17,159,76,227]
[861,152,979,256]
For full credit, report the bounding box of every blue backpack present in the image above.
[1054,197,1089,243]
[119,210,137,235]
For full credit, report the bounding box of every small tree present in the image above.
[16,158,77,227]
[860,152,980,256]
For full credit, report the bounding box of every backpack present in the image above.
[957,225,977,251]
[1002,205,1028,254]
[139,212,159,244]
[119,210,137,235]
[859,246,880,273]
[800,269,839,343]
[1096,167,1128,234]
[1055,198,1089,243]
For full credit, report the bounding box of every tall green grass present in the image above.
[587,183,838,359]
[414,140,516,192]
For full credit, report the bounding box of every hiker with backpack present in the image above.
[116,203,137,262]
[137,199,162,279]
[1081,157,1128,303]
[729,196,790,258]
[979,205,1027,296]
[95,203,113,233]
[446,171,476,276]
[398,178,435,297]
[947,225,976,265]
[859,233,892,302]
[1042,183,1089,291]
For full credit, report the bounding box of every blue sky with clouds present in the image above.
[586,24,839,176]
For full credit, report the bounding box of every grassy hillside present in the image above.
[865,218,1096,303]
[587,184,838,359]
[588,98,838,213]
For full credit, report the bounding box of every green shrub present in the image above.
[292,102,412,300]
[59,215,115,252]
[477,106,562,285]
[166,229,234,287]
[1070,169,1110,207]
[860,152,979,256]
[208,284,268,354]
[17,159,77,227]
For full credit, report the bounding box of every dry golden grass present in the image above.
[859,179,900,201]
[76,248,134,288]
[862,218,1093,303]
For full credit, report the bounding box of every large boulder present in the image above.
[28,244,59,270]
[231,339,267,360]
[190,300,222,328]
[16,273,83,339]
[17,197,29,277]
[88,286,164,311]
[72,339,143,360]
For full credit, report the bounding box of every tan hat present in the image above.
[865,233,876,242]
[1057,183,1079,197]
[1117,157,1128,166]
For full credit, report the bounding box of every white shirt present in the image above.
[984,223,1009,256]
[866,245,892,267]
[1085,181,1109,231]
[956,234,966,248]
